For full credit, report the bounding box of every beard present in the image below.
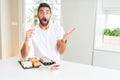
[39,17,50,27]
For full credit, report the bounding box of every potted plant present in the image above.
[103,28,120,45]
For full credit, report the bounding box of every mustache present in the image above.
[39,17,50,27]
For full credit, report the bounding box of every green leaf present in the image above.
[104,28,120,36]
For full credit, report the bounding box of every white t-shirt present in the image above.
[28,24,65,60]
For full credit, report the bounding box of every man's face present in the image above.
[38,7,51,27]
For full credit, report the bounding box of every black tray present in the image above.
[40,60,56,66]
[19,59,56,69]
[18,61,39,69]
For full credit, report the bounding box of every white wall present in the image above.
[61,0,97,65]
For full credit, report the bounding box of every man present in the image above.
[21,3,75,60]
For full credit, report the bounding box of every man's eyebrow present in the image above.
[39,10,44,11]
[39,10,50,11]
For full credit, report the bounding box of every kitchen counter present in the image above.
[0,56,120,80]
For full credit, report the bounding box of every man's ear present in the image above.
[37,13,39,17]
[34,14,38,18]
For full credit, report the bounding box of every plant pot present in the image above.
[103,35,120,45]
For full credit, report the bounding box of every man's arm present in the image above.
[57,28,75,54]
[21,29,35,58]
[57,39,66,54]
[21,41,31,58]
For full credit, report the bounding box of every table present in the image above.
[0,56,120,80]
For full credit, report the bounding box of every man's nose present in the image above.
[43,13,47,17]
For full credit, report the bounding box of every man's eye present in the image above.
[46,12,49,14]
[39,11,50,14]
[46,11,50,14]
[40,12,43,14]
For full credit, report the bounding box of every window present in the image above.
[106,12,120,29]
[94,0,120,52]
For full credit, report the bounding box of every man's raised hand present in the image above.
[63,28,76,41]
[25,28,35,41]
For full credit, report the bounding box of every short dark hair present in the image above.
[38,3,51,13]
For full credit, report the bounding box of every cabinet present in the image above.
[0,0,19,59]
[0,0,12,59]
[93,50,120,70]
